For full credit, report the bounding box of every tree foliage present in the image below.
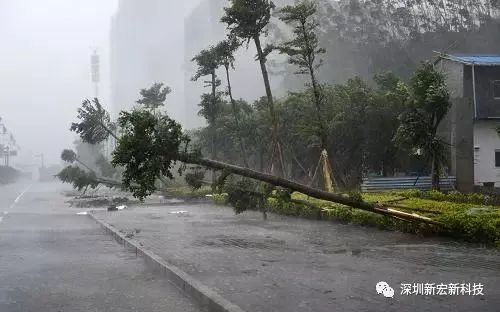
[221,0,275,42]
[220,175,273,217]
[70,98,115,144]
[112,109,190,200]
[191,48,220,82]
[394,62,451,189]
[56,166,99,191]
[136,82,171,111]
[329,0,499,44]
[277,1,325,75]
[61,149,78,163]
[214,36,241,70]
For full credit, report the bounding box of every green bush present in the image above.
[388,189,498,206]
[213,193,227,204]
[210,189,500,247]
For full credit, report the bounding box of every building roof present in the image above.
[438,53,500,66]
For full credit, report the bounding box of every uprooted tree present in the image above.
[57,96,442,226]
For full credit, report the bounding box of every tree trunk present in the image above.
[320,150,334,192]
[253,35,285,178]
[179,154,443,226]
[93,120,441,226]
[211,71,217,185]
[259,147,265,172]
[301,20,334,192]
[431,153,440,191]
[224,65,250,168]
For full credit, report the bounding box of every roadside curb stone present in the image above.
[88,212,247,312]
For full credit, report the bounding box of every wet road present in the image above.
[0,181,200,312]
[94,202,500,312]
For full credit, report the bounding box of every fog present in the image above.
[2,0,498,170]
[0,0,201,166]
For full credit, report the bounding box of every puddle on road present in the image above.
[193,236,286,250]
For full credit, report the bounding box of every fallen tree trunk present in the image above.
[180,155,444,226]
[85,113,442,226]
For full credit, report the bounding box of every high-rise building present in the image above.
[110,0,192,123]
[183,0,226,129]
[111,0,289,129]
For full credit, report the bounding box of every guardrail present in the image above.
[361,176,456,193]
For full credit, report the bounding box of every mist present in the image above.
[0,0,118,165]
[0,0,201,166]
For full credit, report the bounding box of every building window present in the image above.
[496,150,500,167]
[493,80,500,99]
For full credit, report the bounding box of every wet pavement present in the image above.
[0,181,200,312]
[93,202,500,312]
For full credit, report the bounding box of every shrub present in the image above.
[211,189,500,246]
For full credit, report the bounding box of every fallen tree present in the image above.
[60,98,443,227]
[182,156,442,226]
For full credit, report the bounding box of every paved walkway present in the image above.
[92,202,500,312]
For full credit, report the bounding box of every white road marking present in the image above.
[3,184,33,221]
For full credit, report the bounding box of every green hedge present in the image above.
[213,191,500,246]
[388,189,500,206]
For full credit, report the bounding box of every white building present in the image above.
[438,54,500,191]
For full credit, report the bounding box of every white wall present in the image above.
[473,120,500,186]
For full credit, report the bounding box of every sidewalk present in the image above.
[92,202,500,312]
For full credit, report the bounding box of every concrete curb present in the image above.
[88,213,246,312]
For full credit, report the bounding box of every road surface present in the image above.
[93,200,500,312]
[0,181,200,312]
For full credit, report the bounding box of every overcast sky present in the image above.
[0,0,201,166]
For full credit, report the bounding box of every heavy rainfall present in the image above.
[1,1,500,311]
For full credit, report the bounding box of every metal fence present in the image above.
[361,176,456,193]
